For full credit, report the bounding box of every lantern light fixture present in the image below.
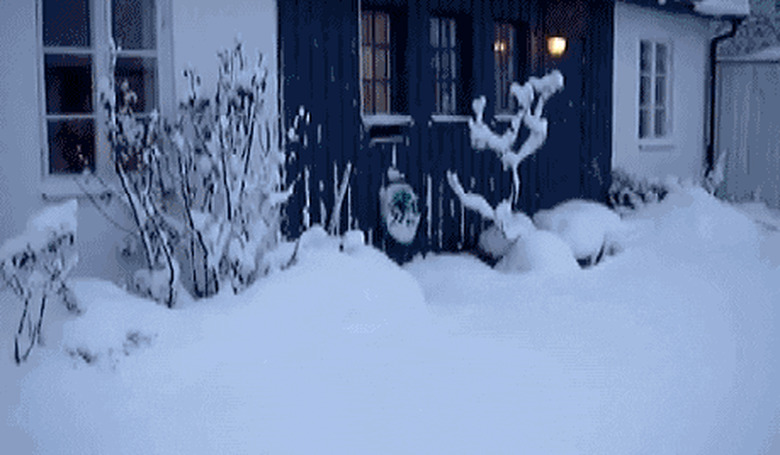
[547,36,567,57]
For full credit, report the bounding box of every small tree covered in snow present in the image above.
[447,70,564,244]
[0,200,79,364]
[169,42,294,296]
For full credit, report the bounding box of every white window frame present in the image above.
[36,0,174,198]
[637,38,674,151]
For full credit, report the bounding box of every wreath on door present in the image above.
[379,168,421,245]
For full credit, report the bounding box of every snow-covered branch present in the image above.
[448,70,564,244]
[464,70,564,205]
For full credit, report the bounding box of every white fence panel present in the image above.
[716,60,780,208]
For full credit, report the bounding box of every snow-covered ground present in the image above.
[2,185,780,454]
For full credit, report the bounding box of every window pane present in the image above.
[115,57,158,112]
[375,48,388,80]
[494,23,516,112]
[113,0,157,50]
[47,118,95,174]
[639,108,650,138]
[43,0,90,47]
[362,81,372,112]
[655,76,666,106]
[639,75,650,107]
[430,18,439,47]
[374,12,388,45]
[376,83,388,113]
[655,43,667,74]
[45,54,93,114]
[450,49,457,80]
[362,46,373,80]
[442,49,450,78]
[640,40,651,73]
[361,13,371,45]
[655,109,666,137]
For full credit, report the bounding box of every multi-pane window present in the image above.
[361,11,391,114]
[40,0,160,175]
[494,23,516,113]
[430,17,458,114]
[639,40,670,139]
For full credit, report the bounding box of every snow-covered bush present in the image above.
[169,41,294,296]
[84,40,294,303]
[533,200,626,266]
[608,169,673,213]
[93,39,179,308]
[447,70,567,272]
[0,200,80,364]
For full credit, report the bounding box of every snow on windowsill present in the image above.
[41,176,113,201]
[430,114,472,123]
[493,113,517,123]
[361,114,414,128]
[639,141,675,152]
[693,0,750,17]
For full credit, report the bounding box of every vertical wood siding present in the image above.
[279,0,613,260]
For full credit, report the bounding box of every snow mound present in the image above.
[496,229,580,274]
[533,200,625,263]
[60,279,174,367]
[478,224,514,259]
[634,185,762,259]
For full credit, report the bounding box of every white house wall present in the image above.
[0,0,278,283]
[612,2,711,182]
[171,0,278,104]
[0,2,44,249]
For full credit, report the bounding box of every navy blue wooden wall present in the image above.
[278,0,614,260]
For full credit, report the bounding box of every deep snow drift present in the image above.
[2,185,780,454]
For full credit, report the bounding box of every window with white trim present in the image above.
[638,40,671,140]
[39,0,167,176]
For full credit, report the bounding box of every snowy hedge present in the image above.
[0,200,80,363]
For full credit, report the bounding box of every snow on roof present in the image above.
[719,45,780,61]
[693,0,750,16]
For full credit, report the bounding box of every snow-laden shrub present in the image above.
[608,169,674,213]
[85,40,294,303]
[169,41,294,297]
[0,200,80,364]
[533,200,626,266]
[95,39,180,308]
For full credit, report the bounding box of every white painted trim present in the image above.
[636,37,675,146]
[361,114,414,128]
[430,114,471,123]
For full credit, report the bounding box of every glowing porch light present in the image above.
[547,36,567,57]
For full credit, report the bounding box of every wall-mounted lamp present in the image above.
[493,40,507,53]
[547,36,567,57]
